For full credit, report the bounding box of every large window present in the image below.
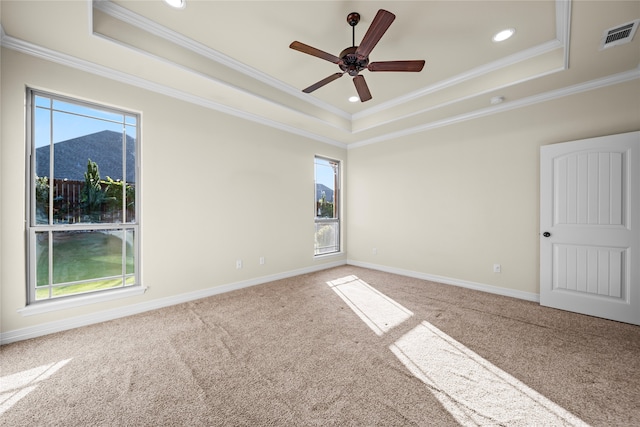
[27,89,139,303]
[314,156,340,255]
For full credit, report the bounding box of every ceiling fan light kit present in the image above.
[289,9,426,102]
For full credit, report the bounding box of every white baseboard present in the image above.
[1,259,538,345]
[0,260,347,345]
[347,260,540,303]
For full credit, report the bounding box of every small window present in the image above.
[314,156,340,255]
[27,89,140,303]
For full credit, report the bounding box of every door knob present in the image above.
[543,232,551,237]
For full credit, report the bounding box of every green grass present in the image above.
[36,276,135,299]
[36,231,134,299]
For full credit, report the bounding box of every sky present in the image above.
[315,157,338,192]
[34,95,136,148]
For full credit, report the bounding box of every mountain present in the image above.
[316,183,334,203]
[36,130,136,183]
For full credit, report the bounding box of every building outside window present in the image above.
[26,89,140,303]
[314,156,340,255]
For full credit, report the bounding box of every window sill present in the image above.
[314,251,345,260]
[18,286,147,317]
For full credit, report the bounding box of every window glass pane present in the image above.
[125,229,135,275]
[32,95,138,225]
[53,99,124,124]
[34,175,51,225]
[35,232,50,287]
[35,95,51,108]
[51,230,124,284]
[315,158,337,219]
[34,229,134,301]
[45,111,125,224]
[34,107,52,224]
[52,108,123,145]
[34,106,52,149]
[35,107,135,224]
[125,125,136,223]
[315,221,340,255]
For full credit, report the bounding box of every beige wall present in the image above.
[0,48,346,334]
[346,80,640,295]
[2,45,639,338]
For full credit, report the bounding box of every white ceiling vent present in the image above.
[600,19,640,50]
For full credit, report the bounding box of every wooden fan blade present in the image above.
[302,73,344,93]
[353,75,372,102]
[368,60,425,72]
[354,9,395,59]
[290,41,341,64]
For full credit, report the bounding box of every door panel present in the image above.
[540,131,639,325]
[553,245,625,297]
[554,152,624,225]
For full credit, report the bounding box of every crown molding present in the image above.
[3,32,636,150]
[352,64,567,135]
[0,33,346,149]
[347,67,640,149]
[92,0,351,122]
[353,39,565,123]
[90,30,351,136]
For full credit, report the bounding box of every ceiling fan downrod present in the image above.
[347,12,360,47]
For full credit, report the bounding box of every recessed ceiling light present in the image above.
[164,0,186,9]
[492,28,515,42]
[348,96,360,103]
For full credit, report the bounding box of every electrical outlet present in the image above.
[259,256,265,265]
[236,259,243,269]
[372,248,378,255]
[493,264,501,273]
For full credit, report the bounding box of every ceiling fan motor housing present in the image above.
[339,46,368,76]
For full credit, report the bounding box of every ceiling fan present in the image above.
[289,9,425,102]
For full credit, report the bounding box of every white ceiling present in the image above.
[1,1,639,147]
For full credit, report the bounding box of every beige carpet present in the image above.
[1,266,639,426]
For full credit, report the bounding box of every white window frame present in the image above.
[25,89,141,306]
[314,156,340,256]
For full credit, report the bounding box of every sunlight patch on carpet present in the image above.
[327,275,589,426]
[327,275,413,335]
[391,322,590,426]
[0,359,72,416]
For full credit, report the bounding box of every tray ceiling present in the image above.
[1,1,639,147]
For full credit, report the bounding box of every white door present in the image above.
[540,131,640,325]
